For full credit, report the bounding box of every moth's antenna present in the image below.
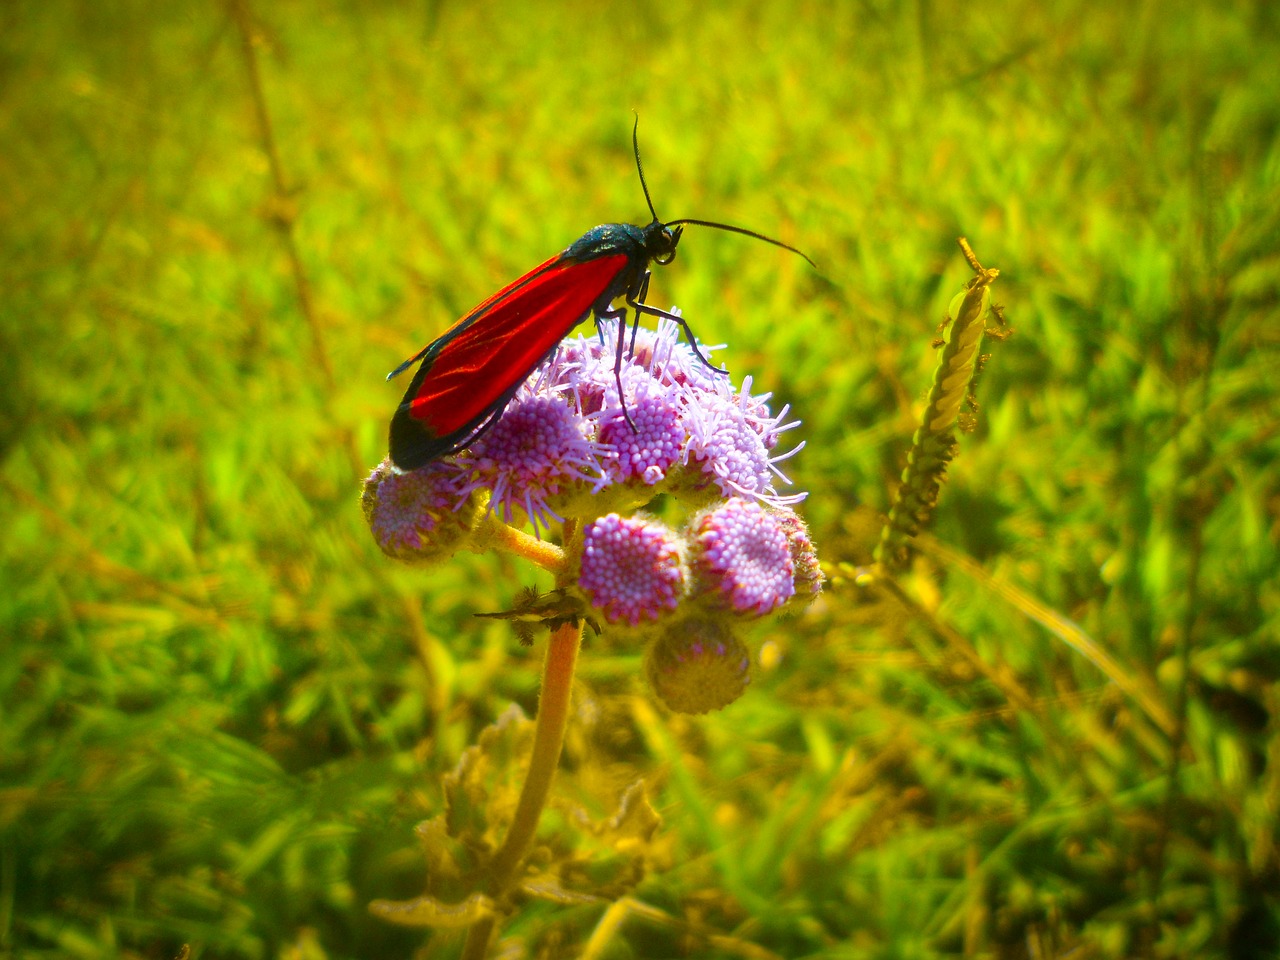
[632,114,661,223]
[665,217,817,268]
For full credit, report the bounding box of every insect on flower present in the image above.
[387,119,814,471]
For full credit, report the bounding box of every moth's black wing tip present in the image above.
[388,404,509,471]
[387,357,418,382]
[388,406,458,471]
[387,376,526,472]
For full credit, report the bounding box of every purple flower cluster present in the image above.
[597,371,684,486]
[459,395,604,536]
[364,315,807,547]
[503,314,807,522]
[362,312,824,712]
[574,497,813,631]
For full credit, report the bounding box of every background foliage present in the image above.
[3,0,1278,957]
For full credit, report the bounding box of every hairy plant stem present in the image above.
[461,521,583,960]
[483,520,566,570]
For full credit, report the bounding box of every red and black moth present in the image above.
[387,120,813,471]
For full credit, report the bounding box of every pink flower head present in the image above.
[681,384,806,508]
[462,391,604,536]
[543,333,616,417]
[578,514,686,625]
[362,458,474,562]
[379,307,809,547]
[597,368,685,486]
[692,498,795,615]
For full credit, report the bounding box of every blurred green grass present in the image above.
[2,0,1278,957]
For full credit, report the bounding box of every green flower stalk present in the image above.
[876,240,1001,574]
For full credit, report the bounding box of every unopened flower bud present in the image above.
[644,618,750,714]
